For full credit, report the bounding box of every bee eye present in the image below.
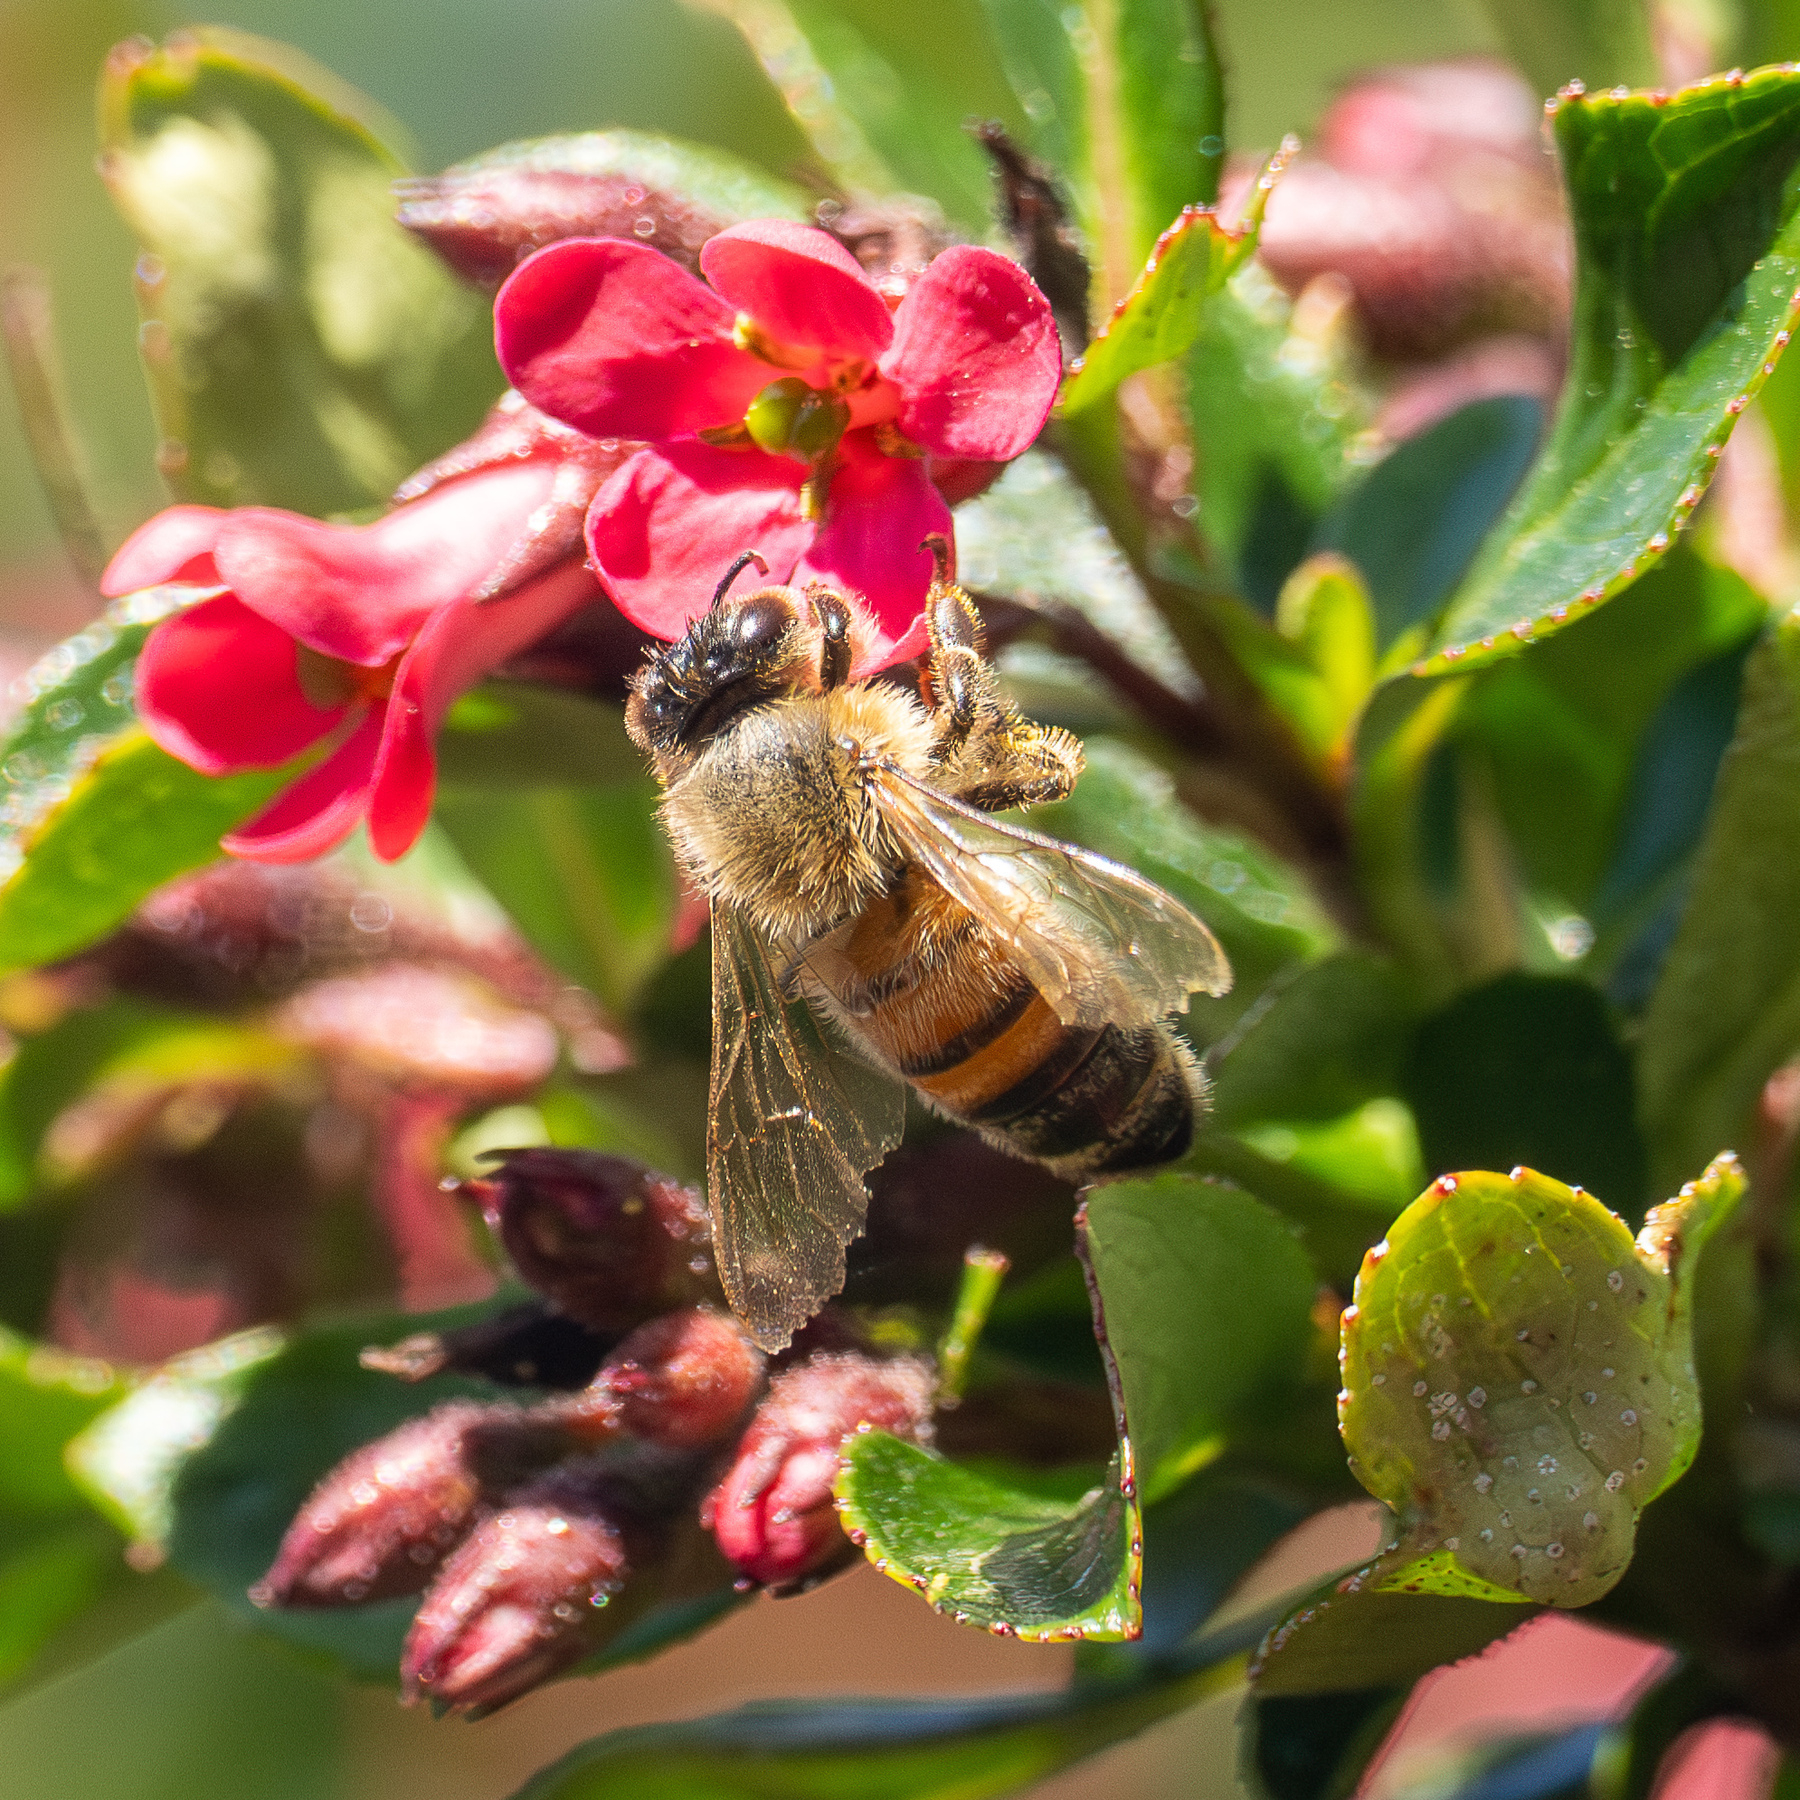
[729,595,795,659]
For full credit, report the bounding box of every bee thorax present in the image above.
[660,686,936,941]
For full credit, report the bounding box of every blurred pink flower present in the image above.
[494,219,1061,669]
[100,461,600,864]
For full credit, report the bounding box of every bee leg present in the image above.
[919,550,1083,813]
[806,588,855,692]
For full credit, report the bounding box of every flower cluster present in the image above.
[257,1149,937,1713]
[101,204,1060,865]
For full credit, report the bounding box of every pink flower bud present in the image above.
[253,1402,566,1607]
[559,1306,765,1449]
[396,166,731,287]
[400,1470,631,1715]
[476,1148,718,1333]
[704,1354,935,1592]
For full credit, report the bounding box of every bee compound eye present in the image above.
[730,594,796,659]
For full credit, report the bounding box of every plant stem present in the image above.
[1,267,110,589]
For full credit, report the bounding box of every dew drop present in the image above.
[1468,1387,1487,1408]
[1371,1373,1387,1386]
[1632,1458,1648,1474]
[1413,1380,1428,1397]
[1607,1270,1624,1292]
[1601,1368,1615,1380]
[1538,1456,1558,1474]
[1527,1488,1541,1503]
[1521,1379,1538,1394]
[1480,1528,1494,1543]
[1605,1471,1625,1492]
[1583,1392,1597,1405]
[1584,1511,1600,1530]
[1621,1409,1638,1426]
[1511,1543,1529,1559]
[1546,1542,1565,1559]
[1445,1537,1460,1551]
[1432,1420,1451,1440]
[1473,1472,1494,1493]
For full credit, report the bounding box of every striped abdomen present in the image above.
[808,871,1197,1178]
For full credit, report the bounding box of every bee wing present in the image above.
[865,760,1232,1030]
[708,900,907,1351]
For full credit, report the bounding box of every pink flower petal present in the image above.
[700,221,893,362]
[137,595,344,775]
[496,237,765,440]
[364,561,602,863]
[883,246,1061,460]
[212,461,564,665]
[796,438,944,669]
[99,506,226,595]
[222,708,386,864]
[586,443,813,642]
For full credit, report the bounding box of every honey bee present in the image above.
[625,544,1232,1349]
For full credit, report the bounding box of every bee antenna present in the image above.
[712,550,770,611]
[920,534,952,585]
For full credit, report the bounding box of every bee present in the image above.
[625,544,1232,1349]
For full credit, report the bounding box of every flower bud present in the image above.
[253,1402,567,1608]
[558,1306,765,1449]
[476,1148,719,1333]
[400,1468,631,1715]
[704,1353,936,1593]
[396,164,729,287]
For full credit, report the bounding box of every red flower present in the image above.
[494,219,1061,668]
[99,461,601,864]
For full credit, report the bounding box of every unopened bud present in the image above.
[396,162,729,286]
[477,1148,718,1333]
[253,1402,567,1608]
[400,1468,630,1715]
[558,1306,764,1448]
[704,1354,935,1592]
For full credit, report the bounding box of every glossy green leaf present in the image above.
[436,776,678,1021]
[1081,1175,1316,1504]
[1401,974,1647,1215]
[1421,68,1800,673]
[1314,397,1542,659]
[507,1616,1258,1800]
[1251,1583,1540,1698]
[1336,1155,1744,1606]
[101,27,500,516]
[1061,195,1263,416]
[1207,954,1416,1129]
[441,128,810,226]
[0,733,287,980]
[837,1434,1139,1640]
[1477,0,1657,96]
[708,0,1021,228]
[1639,605,1800,1192]
[979,0,1226,289]
[1274,556,1378,760]
[1230,1102,1426,1219]
[838,1173,1314,1639]
[1027,737,1335,1045]
[1186,265,1372,611]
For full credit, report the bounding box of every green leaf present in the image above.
[1419,68,1800,674]
[1400,973,1648,1216]
[1186,265,1372,611]
[1274,556,1378,762]
[1639,605,1800,1192]
[101,27,500,515]
[1477,0,1658,96]
[1208,954,1416,1129]
[836,1435,1139,1640]
[1335,1155,1745,1607]
[979,0,1226,292]
[0,1328,130,1515]
[1081,1175,1316,1504]
[707,0,1022,228]
[837,1174,1314,1639]
[1244,1686,1408,1800]
[1251,1584,1540,1698]
[506,1621,1257,1800]
[1061,194,1263,416]
[1026,737,1335,1045]
[441,128,810,227]
[0,733,288,979]
[1314,397,1543,659]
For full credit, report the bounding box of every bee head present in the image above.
[626,555,811,759]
